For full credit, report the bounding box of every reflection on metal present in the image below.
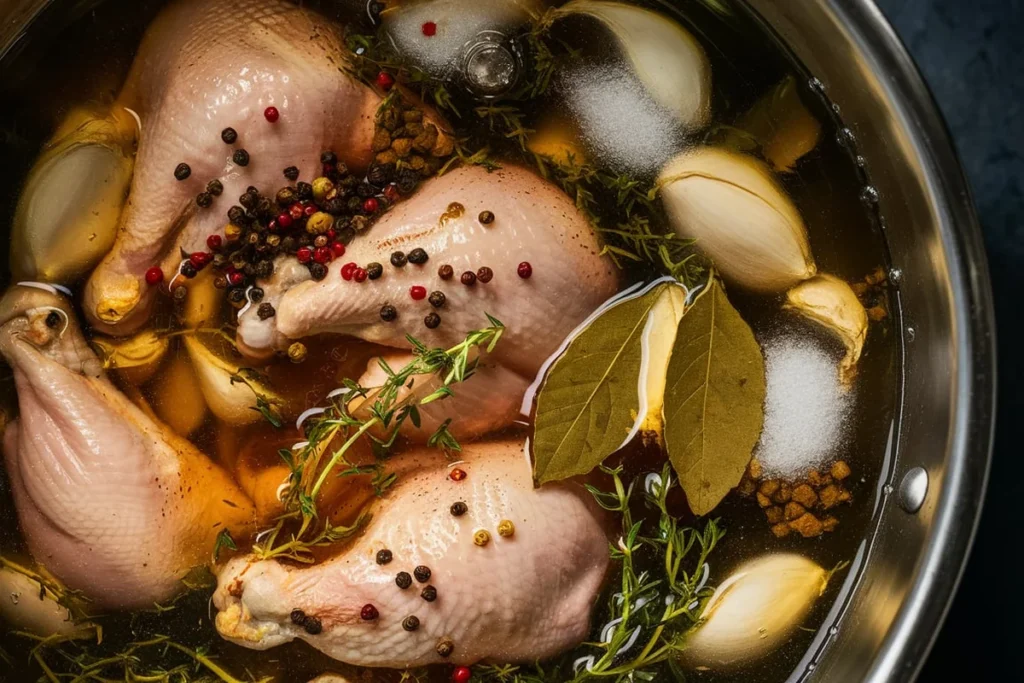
[459,31,520,98]
[898,467,928,514]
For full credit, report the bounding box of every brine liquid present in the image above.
[0,0,900,681]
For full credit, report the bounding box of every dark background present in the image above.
[873,0,1022,677]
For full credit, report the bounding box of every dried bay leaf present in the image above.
[663,279,766,515]
[531,280,685,485]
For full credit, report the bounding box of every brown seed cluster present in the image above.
[737,458,853,538]
[371,97,454,176]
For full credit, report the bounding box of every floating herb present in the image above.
[212,528,237,563]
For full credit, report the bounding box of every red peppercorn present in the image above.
[326,229,337,240]
[362,197,380,214]
[517,261,533,279]
[189,252,210,269]
[297,246,313,264]
[264,106,280,123]
[289,204,305,221]
[410,285,427,301]
[353,268,368,283]
[267,219,278,231]
[383,184,400,203]
[375,71,395,90]
[422,21,437,36]
[360,604,379,621]
[341,262,357,281]
[330,242,346,258]
[452,666,471,683]
[206,234,223,251]
[227,271,245,286]
[304,203,318,218]
[277,213,294,228]
[144,266,164,286]
[449,468,467,481]
[313,246,332,264]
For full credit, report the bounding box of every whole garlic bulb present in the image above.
[657,147,816,293]
[683,553,829,669]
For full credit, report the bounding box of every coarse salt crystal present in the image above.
[756,335,852,479]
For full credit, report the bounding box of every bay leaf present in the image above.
[531,280,684,485]
[663,278,765,516]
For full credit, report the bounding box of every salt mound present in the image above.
[756,335,853,479]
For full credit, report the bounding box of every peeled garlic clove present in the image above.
[639,283,688,434]
[785,274,868,387]
[0,566,90,638]
[91,329,169,385]
[738,75,821,173]
[658,147,816,293]
[554,0,711,130]
[183,336,286,425]
[684,553,828,669]
[180,268,224,329]
[151,351,208,436]
[11,106,136,283]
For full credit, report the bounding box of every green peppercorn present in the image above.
[395,571,412,589]
[174,163,191,181]
[424,312,441,329]
[478,210,495,224]
[287,342,308,364]
[476,266,493,283]
[309,262,328,280]
[428,291,446,308]
[276,187,298,206]
[44,311,61,329]
[221,127,238,144]
[438,264,454,280]
[420,585,437,602]
[254,260,274,279]
[196,192,213,208]
[407,248,428,265]
[390,251,407,267]
[207,179,224,196]
[296,181,313,201]
[402,616,420,632]
[283,166,300,181]
[413,566,431,583]
[233,149,250,166]
[366,262,384,280]
[376,549,393,565]
[450,501,467,516]
[380,304,398,322]
[172,285,188,303]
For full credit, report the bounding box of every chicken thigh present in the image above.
[0,286,255,609]
[83,0,381,335]
[214,439,609,667]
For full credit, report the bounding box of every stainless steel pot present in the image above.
[0,0,997,681]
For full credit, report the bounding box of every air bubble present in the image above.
[906,326,916,342]
[836,127,856,147]
[832,103,842,115]
[808,77,826,93]
[883,484,894,495]
[856,155,867,167]
[829,626,839,636]
[860,186,879,205]
[888,268,903,285]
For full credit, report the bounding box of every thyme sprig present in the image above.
[251,315,505,563]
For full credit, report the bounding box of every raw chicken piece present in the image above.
[0,286,255,609]
[214,439,609,667]
[251,165,620,379]
[83,0,382,335]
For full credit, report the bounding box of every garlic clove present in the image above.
[151,350,208,436]
[684,553,829,669]
[0,565,92,638]
[784,274,868,387]
[180,268,224,329]
[639,283,688,435]
[738,75,822,173]
[183,336,287,426]
[91,329,170,385]
[554,1,711,131]
[657,147,816,293]
[11,106,136,284]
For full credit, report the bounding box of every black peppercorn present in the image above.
[320,150,337,165]
[421,585,437,602]
[428,291,446,308]
[396,571,412,589]
[397,171,418,195]
[450,501,467,516]
[376,549,393,565]
[233,149,250,166]
[227,208,245,227]
[296,181,313,201]
[478,210,495,224]
[255,260,274,279]
[174,163,191,181]
[368,0,385,22]
[283,165,300,181]
[366,262,384,280]
[460,271,476,286]
[380,304,398,322]
[249,287,265,303]
[356,182,376,198]
[309,262,328,280]
[436,638,455,658]
[196,192,213,208]
[413,566,431,583]
[367,164,389,186]
[276,187,298,206]
[181,262,198,278]
[257,303,275,320]
[303,616,323,635]
[246,185,259,195]
[424,312,441,329]
[227,287,247,306]
[323,197,346,215]
[255,196,273,217]
[214,275,228,289]
[207,179,224,196]
[239,192,257,210]
[221,127,238,144]
[407,248,428,265]
[438,264,454,280]
[290,609,306,625]
[390,251,407,267]
[476,266,493,283]
[44,311,61,329]
[402,616,420,632]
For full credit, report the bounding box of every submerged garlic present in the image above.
[684,553,829,669]
[183,336,286,426]
[91,329,169,384]
[639,283,687,434]
[658,147,816,293]
[785,275,868,386]
[0,566,90,638]
[738,75,822,173]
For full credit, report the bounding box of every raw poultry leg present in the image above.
[244,165,620,380]
[214,439,610,667]
[0,286,256,610]
[83,0,381,335]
